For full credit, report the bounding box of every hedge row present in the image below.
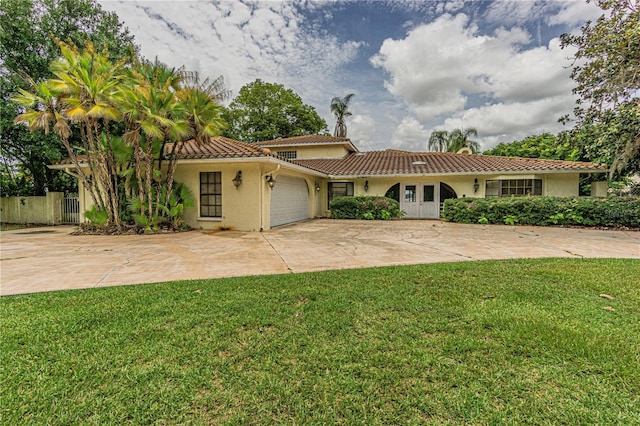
[442,197,640,228]
[330,196,403,220]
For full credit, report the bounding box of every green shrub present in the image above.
[83,206,108,227]
[442,197,640,228]
[330,196,403,220]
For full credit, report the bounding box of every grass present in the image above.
[2,258,639,425]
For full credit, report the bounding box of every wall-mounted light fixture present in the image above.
[315,181,321,192]
[364,180,369,192]
[232,170,242,190]
[265,174,276,188]
[473,178,480,193]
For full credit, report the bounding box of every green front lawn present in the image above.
[2,259,639,424]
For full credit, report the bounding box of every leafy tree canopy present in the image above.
[222,79,328,142]
[483,133,580,161]
[0,0,135,195]
[560,0,639,176]
[0,0,135,80]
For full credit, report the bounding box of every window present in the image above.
[200,172,222,217]
[485,179,542,197]
[423,185,435,202]
[405,185,417,202]
[328,182,354,203]
[277,150,297,159]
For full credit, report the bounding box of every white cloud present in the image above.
[98,0,362,107]
[547,0,602,26]
[438,94,575,150]
[372,14,550,120]
[96,0,592,152]
[484,1,546,26]
[372,11,580,151]
[348,114,377,151]
[391,117,429,151]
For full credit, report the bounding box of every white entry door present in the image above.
[402,183,439,219]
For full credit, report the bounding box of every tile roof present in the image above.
[253,135,357,149]
[171,137,272,159]
[52,137,274,165]
[292,149,607,176]
[52,138,607,176]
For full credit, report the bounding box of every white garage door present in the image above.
[270,175,309,227]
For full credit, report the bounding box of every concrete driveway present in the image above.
[1,219,638,296]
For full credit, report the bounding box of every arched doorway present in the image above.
[439,182,457,213]
[385,183,400,202]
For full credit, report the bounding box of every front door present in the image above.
[402,183,439,219]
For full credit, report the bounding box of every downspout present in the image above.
[260,164,280,231]
[64,167,83,180]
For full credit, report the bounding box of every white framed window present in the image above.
[486,179,542,197]
[277,150,297,159]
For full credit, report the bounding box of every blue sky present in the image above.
[98,0,602,151]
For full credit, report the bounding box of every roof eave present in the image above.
[175,156,328,177]
[327,168,608,179]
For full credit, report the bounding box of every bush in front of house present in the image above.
[442,196,640,228]
[330,196,403,220]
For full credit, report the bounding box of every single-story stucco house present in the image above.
[51,135,608,231]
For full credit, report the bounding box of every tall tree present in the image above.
[483,133,580,160]
[0,0,135,195]
[447,127,480,153]
[560,0,639,176]
[427,130,449,152]
[222,79,328,142]
[330,93,355,137]
[14,41,225,231]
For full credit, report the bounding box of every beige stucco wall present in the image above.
[353,173,581,199]
[274,145,350,159]
[325,172,583,215]
[591,180,608,197]
[543,173,580,197]
[332,175,481,200]
[69,163,585,230]
[175,161,324,231]
[0,192,63,224]
[174,162,265,231]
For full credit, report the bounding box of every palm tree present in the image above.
[330,93,355,137]
[15,43,226,231]
[121,60,225,224]
[14,41,125,227]
[428,130,449,152]
[447,127,480,153]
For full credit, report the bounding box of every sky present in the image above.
[97,0,602,152]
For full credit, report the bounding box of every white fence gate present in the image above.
[62,197,80,224]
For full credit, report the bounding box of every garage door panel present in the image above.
[270,175,309,227]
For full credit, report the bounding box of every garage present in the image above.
[270,175,310,227]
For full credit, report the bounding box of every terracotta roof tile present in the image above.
[253,135,353,147]
[52,140,607,176]
[293,150,607,176]
[171,137,270,159]
[52,137,273,165]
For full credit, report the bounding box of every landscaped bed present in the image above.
[2,258,639,424]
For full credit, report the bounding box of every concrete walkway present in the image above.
[1,219,638,296]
